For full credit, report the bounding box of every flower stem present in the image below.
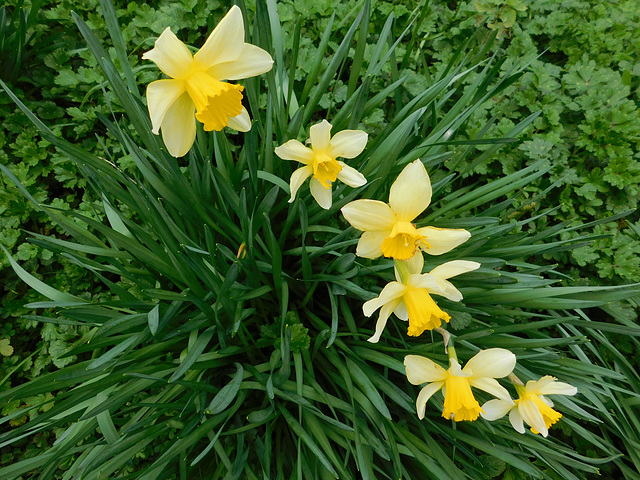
[393,259,410,284]
[435,327,457,361]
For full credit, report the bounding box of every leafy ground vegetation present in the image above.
[1,0,639,478]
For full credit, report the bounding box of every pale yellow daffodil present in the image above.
[274,120,368,209]
[481,376,577,437]
[143,6,273,157]
[405,349,516,421]
[363,252,480,342]
[341,160,471,260]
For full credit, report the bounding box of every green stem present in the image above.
[393,259,410,284]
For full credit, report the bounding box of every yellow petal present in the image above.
[288,165,313,202]
[463,348,516,379]
[312,157,343,189]
[142,27,193,79]
[185,72,244,131]
[310,120,332,151]
[417,226,471,255]
[275,140,314,164]
[404,288,450,336]
[404,355,448,385]
[328,129,368,159]
[356,230,388,258]
[309,178,333,209]
[194,5,244,68]
[209,43,274,80]
[336,163,367,188]
[517,398,548,436]
[146,79,186,134]
[227,107,251,132]
[159,92,196,157]
[442,374,483,422]
[389,160,432,221]
[380,221,424,260]
[341,200,396,231]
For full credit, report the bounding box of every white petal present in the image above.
[355,230,388,259]
[464,348,516,379]
[142,27,193,79]
[407,273,442,292]
[431,279,463,301]
[146,79,186,134]
[209,43,274,80]
[404,355,448,385]
[328,130,368,159]
[341,200,396,231]
[393,300,408,320]
[367,298,401,343]
[194,5,244,68]
[310,120,332,151]
[518,399,548,437]
[481,399,514,421]
[469,377,514,403]
[226,107,251,132]
[159,92,196,157]
[429,260,481,280]
[309,178,333,209]
[389,160,432,222]
[418,227,471,255]
[362,282,407,317]
[416,382,444,420]
[275,140,314,164]
[405,251,424,275]
[336,163,366,188]
[288,166,313,202]
[528,376,578,396]
[509,408,526,434]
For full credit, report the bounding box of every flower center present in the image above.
[404,288,451,336]
[184,68,244,131]
[381,221,429,260]
[312,152,343,189]
[443,374,483,422]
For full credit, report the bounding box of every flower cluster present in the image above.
[142,6,577,438]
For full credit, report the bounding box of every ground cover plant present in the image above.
[2,0,640,478]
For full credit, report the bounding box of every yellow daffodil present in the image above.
[363,252,480,342]
[274,120,368,209]
[404,348,516,421]
[143,6,273,157]
[341,160,470,260]
[481,376,577,437]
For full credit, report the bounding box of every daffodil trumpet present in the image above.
[405,348,516,422]
[143,6,273,157]
[274,120,368,209]
[363,252,480,342]
[341,160,471,260]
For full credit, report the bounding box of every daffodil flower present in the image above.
[341,160,470,260]
[481,376,577,437]
[274,120,368,209]
[404,349,516,421]
[143,6,273,157]
[363,252,480,342]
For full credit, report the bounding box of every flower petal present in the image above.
[509,408,526,434]
[405,251,424,275]
[368,298,402,343]
[209,43,274,80]
[480,399,514,421]
[518,399,548,437]
[142,27,193,79]
[362,282,407,317]
[416,382,444,420]
[393,300,408,320]
[227,106,251,132]
[309,178,333,209]
[194,5,244,68]
[159,92,196,157]
[404,355,448,385]
[336,163,367,188]
[389,160,432,221]
[275,140,314,164]
[430,260,481,280]
[529,376,577,396]
[407,273,442,292]
[341,200,396,231]
[356,230,388,259]
[328,130,368,159]
[146,79,186,134]
[310,119,332,151]
[464,348,516,379]
[469,377,514,403]
[288,165,313,202]
[418,227,471,255]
